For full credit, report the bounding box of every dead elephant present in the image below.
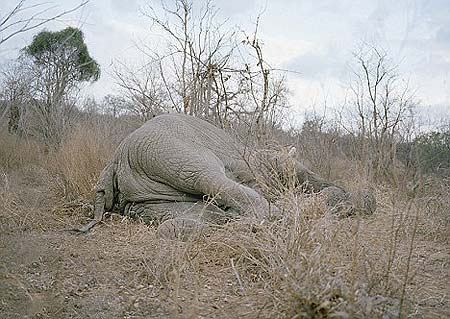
[76,113,375,239]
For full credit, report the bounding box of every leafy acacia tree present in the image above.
[22,26,100,145]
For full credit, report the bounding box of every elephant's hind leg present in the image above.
[159,170,280,240]
[125,201,232,240]
[126,201,232,224]
[151,145,273,219]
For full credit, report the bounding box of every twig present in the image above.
[230,258,244,292]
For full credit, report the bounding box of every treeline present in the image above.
[397,129,450,176]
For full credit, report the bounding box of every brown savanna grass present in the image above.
[0,122,449,318]
[0,131,45,170]
[46,122,115,202]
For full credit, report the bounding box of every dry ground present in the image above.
[0,131,449,318]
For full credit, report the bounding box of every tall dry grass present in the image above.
[0,130,45,171]
[95,182,441,318]
[0,131,51,232]
[136,189,428,317]
[46,122,115,203]
[0,119,127,231]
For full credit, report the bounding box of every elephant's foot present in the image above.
[156,218,205,241]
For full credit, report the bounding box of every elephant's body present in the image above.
[112,113,252,207]
[78,113,374,237]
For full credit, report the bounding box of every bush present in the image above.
[414,130,450,175]
[397,129,450,176]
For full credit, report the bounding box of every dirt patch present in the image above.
[1,228,169,319]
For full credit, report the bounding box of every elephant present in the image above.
[75,113,375,239]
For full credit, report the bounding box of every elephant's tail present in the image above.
[71,161,117,233]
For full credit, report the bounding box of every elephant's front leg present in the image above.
[290,161,376,215]
[290,160,340,192]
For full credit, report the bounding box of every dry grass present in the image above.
[172,192,435,318]
[46,122,116,202]
[0,130,45,171]
[0,123,449,318]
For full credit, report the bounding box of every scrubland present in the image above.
[0,117,449,319]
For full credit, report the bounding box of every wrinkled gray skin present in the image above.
[77,113,374,234]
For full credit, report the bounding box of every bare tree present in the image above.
[113,63,168,120]
[0,59,32,134]
[239,18,290,140]
[344,44,416,178]
[137,0,289,137]
[0,0,88,47]
[141,0,242,123]
[101,94,128,118]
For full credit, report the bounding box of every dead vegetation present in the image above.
[0,120,449,319]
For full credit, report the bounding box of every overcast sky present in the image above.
[1,0,449,125]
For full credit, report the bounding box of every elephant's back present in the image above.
[136,113,244,160]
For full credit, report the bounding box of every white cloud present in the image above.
[110,0,139,14]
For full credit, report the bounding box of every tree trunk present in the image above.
[8,101,21,135]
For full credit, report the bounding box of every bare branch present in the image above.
[0,0,88,46]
